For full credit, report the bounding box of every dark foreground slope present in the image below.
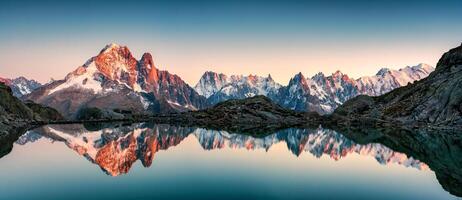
[0,83,62,151]
[332,43,462,128]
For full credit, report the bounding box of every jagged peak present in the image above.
[290,72,306,84]
[311,72,325,83]
[101,43,122,53]
[332,70,344,77]
[199,71,228,81]
[98,43,134,60]
[247,74,258,81]
[203,71,220,76]
[140,53,155,70]
[141,52,153,60]
[314,72,325,77]
[376,68,391,76]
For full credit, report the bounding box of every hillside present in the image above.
[332,43,462,127]
[0,83,62,130]
[152,95,322,134]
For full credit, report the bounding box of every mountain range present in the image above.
[0,77,42,98]
[195,64,433,114]
[1,43,433,119]
[334,43,462,126]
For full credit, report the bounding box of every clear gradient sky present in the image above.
[0,0,461,85]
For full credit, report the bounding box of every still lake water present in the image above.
[0,123,459,200]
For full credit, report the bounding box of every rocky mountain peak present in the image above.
[292,72,305,81]
[0,76,42,97]
[194,71,230,98]
[26,44,207,119]
[94,43,138,84]
[331,70,352,82]
[289,72,308,88]
[100,43,122,54]
[312,72,325,78]
[139,52,159,85]
[376,68,391,76]
[140,53,155,70]
[332,70,343,77]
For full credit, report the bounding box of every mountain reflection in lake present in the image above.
[1,123,460,200]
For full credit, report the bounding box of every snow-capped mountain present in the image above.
[19,43,433,117]
[276,64,434,114]
[0,76,42,97]
[355,63,434,96]
[29,124,427,176]
[25,43,207,119]
[194,71,229,98]
[194,72,281,105]
[193,64,433,114]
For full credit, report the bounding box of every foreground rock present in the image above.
[332,43,462,128]
[0,83,63,139]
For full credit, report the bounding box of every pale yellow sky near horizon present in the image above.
[0,40,457,86]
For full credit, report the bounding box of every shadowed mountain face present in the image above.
[0,83,62,136]
[333,44,462,127]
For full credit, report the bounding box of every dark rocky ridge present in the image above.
[0,83,63,139]
[332,43,462,128]
[149,95,323,134]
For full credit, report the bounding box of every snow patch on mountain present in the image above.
[48,61,103,95]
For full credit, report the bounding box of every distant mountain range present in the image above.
[334,43,462,126]
[195,64,433,114]
[1,43,434,119]
[0,76,42,98]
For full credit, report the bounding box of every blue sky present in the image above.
[0,0,461,84]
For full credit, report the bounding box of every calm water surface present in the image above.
[0,123,459,200]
